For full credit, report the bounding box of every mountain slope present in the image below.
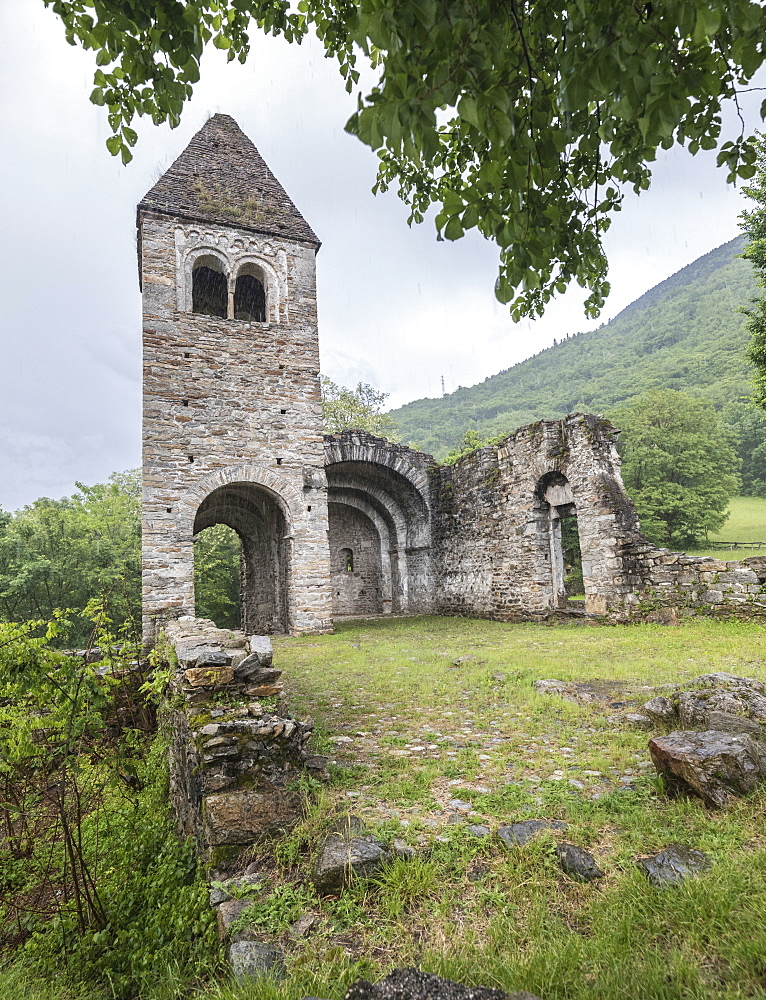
[391,236,757,458]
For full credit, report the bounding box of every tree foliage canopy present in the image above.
[0,471,141,644]
[321,376,399,438]
[740,134,766,411]
[610,389,740,547]
[193,522,241,630]
[47,0,766,319]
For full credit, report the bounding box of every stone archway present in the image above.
[324,439,434,615]
[193,481,292,634]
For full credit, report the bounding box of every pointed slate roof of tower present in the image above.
[139,114,320,247]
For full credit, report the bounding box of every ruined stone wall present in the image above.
[163,617,327,868]
[141,212,333,639]
[617,546,766,620]
[429,414,766,622]
[429,447,502,618]
[328,503,384,615]
[431,415,646,619]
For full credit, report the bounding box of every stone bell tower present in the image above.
[138,114,333,639]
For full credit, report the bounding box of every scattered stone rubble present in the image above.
[155,626,763,985]
[312,815,393,895]
[637,845,711,888]
[554,843,604,881]
[497,819,567,848]
[340,968,541,1000]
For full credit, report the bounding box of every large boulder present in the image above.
[678,673,766,728]
[649,730,766,808]
[642,696,677,723]
[642,674,766,731]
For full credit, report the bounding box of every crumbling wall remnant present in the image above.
[163,617,326,868]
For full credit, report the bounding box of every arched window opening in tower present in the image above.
[192,264,227,318]
[193,523,241,629]
[340,547,354,573]
[234,273,267,322]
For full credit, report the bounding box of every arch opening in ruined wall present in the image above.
[192,254,228,318]
[533,471,585,610]
[193,481,291,634]
[325,455,432,615]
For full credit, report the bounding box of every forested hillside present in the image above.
[391,236,757,458]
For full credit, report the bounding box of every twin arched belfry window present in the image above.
[191,257,267,322]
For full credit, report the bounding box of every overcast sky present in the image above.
[0,0,760,510]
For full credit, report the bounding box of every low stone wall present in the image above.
[162,617,327,869]
[619,547,766,621]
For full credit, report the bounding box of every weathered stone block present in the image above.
[649,730,766,808]
[204,789,301,844]
[184,665,235,688]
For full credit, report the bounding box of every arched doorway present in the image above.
[325,460,431,615]
[535,472,584,609]
[193,482,290,634]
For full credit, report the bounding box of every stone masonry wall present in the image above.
[163,617,327,869]
[618,546,766,620]
[431,415,644,619]
[328,503,384,615]
[324,431,436,614]
[141,211,333,640]
[430,414,766,622]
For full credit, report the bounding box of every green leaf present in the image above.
[443,216,464,241]
[457,94,480,130]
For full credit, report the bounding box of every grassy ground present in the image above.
[5,615,766,1000]
[688,495,766,558]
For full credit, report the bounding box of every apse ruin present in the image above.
[139,115,766,639]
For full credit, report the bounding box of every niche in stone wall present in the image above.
[192,255,228,318]
[234,263,267,322]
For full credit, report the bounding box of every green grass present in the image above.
[687,495,766,558]
[7,615,766,1000]
[710,496,766,542]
